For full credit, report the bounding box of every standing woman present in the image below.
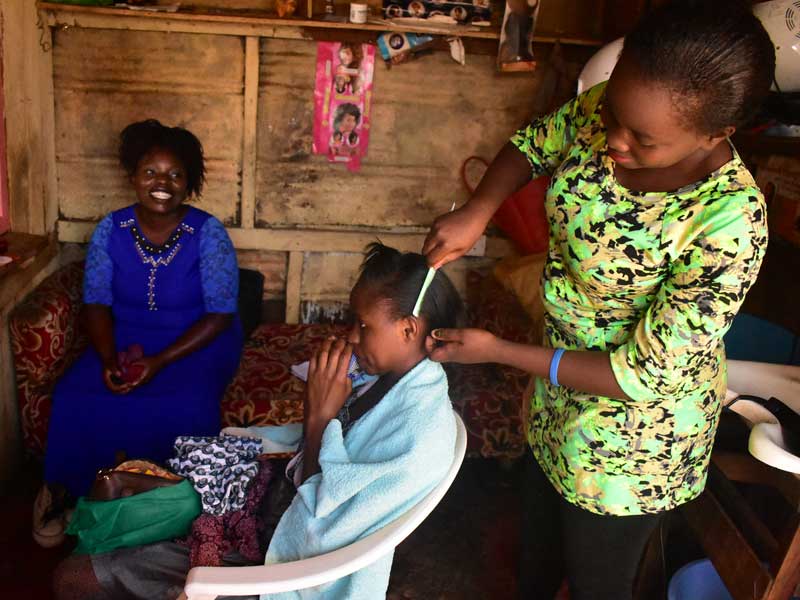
[35,120,243,545]
[423,1,775,598]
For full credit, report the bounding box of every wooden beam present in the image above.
[41,3,499,40]
[769,518,800,600]
[58,220,509,257]
[713,451,800,510]
[680,491,773,600]
[240,36,259,229]
[43,6,302,39]
[39,2,603,45]
[40,23,59,233]
[706,462,780,564]
[4,1,53,234]
[0,233,57,308]
[285,251,303,324]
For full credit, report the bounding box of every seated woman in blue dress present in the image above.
[33,119,243,546]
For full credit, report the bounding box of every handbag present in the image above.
[89,459,183,501]
[68,479,202,555]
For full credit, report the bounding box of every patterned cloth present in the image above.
[43,205,243,497]
[510,83,768,515]
[183,457,275,567]
[169,434,262,515]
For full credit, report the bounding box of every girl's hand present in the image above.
[425,328,501,364]
[422,205,492,269]
[306,337,353,424]
[126,356,165,390]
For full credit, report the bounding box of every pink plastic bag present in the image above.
[313,42,376,172]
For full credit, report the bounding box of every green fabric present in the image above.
[510,82,767,516]
[67,480,201,555]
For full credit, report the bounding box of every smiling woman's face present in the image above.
[130,147,189,217]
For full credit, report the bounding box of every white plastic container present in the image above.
[349,3,368,23]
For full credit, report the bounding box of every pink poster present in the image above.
[313,42,375,172]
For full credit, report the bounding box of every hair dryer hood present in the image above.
[754,0,800,92]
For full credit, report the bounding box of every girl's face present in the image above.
[601,56,728,171]
[346,285,422,376]
[130,147,188,217]
[339,114,358,134]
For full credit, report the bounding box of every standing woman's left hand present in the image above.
[424,328,501,364]
[306,337,353,424]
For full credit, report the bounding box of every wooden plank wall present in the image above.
[1,0,58,235]
[0,0,60,484]
[53,29,244,225]
[51,25,582,321]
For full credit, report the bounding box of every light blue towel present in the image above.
[247,423,304,454]
[262,358,457,600]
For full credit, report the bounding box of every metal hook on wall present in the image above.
[36,12,71,53]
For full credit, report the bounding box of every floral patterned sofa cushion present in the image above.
[9,262,89,456]
[222,323,345,430]
[10,264,535,461]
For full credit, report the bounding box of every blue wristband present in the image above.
[549,348,566,387]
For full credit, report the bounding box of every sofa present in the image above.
[9,262,538,461]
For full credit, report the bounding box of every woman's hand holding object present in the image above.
[306,337,353,424]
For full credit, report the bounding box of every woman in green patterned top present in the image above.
[423,1,775,598]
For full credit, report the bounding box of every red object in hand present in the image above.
[124,363,145,383]
[117,344,145,383]
[462,156,550,255]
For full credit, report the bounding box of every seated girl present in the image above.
[53,242,464,600]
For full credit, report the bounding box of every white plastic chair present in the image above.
[182,411,468,600]
[725,359,800,474]
[576,37,624,94]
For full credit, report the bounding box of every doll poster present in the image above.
[313,42,376,172]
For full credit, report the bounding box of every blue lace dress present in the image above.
[44,205,244,497]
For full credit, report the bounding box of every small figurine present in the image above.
[276,0,298,17]
[498,0,539,72]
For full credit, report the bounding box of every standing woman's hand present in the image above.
[422,142,534,268]
[424,328,502,364]
[422,204,492,269]
[305,337,353,425]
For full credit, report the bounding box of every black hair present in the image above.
[354,242,465,334]
[333,104,361,130]
[622,0,775,134]
[118,119,206,198]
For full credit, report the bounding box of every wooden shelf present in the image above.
[0,232,57,308]
[38,2,603,46]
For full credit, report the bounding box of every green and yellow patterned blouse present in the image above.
[510,83,768,516]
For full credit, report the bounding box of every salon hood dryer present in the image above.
[754,0,800,92]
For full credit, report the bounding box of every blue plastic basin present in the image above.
[668,559,733,600]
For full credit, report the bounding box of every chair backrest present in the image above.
[576,37,624,94]
[183,411,468,599]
